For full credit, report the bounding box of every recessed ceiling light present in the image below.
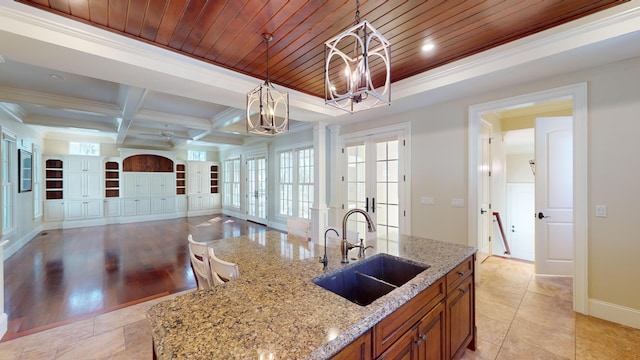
[421,43,435,52]
[49,74,64,80]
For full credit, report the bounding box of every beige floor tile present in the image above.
[55,328,125,360]
[476,296,518,324]
[520,290,574,315]
[20,318,95,353]
[527,276,573,301]
[476,314,511,346]
[18,347,57,360]
[476,282,525,309]
[497,337,569,360]
[93,305,148,335]
[576,314,640,360]
[123,319,152,348]
[0,337,26,359]
[105,341,152,360]
[514,301,575,333]
[460,338,500,360]
[505,317,574,359]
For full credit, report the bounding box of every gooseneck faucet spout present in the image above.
[341,208,376,264]
[320,228,339,270]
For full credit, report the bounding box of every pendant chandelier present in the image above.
[325,0,391,113]
[247,33,289,136]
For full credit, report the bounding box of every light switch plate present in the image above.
[451,198,464,208]
[420,196,435,205]
[595,205,607,217]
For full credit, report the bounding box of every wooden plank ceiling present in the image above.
[18,0,627,98]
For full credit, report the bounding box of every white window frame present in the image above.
[1,129,17,236]
[32,144,42,219]
[223,157,241,208]
[187,150,206,161]
[277,145,314,220]
[69,142,100,156]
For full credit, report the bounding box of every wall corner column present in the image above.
[310,122,328,244]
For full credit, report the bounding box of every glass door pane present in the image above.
[375,140,400,254]
[246,155,267,225]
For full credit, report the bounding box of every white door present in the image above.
[344,133,405,255]
[535,117,573,275]
[507,183,535,261]
[478,121,492,262]
[246,155,267,225]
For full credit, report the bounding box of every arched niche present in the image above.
[123,154,174,172]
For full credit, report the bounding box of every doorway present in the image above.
[468,82,588,314]
[246,154,267,225]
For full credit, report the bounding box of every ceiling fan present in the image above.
[137,129,193,141]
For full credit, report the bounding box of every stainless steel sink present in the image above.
[312,253,429,306]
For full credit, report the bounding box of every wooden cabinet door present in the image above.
[417,302,445,360]
[331,330,372,360]
[378,325,415,360]
[446,276,474,360]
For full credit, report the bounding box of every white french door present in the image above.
[343,131,406,255]
[246,155,267,225]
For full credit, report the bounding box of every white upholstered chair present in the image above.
[187,234,212,290]
[208,247,240,286]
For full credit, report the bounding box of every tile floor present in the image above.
[1,256,639,359]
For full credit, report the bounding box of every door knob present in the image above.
[537,212,550,219]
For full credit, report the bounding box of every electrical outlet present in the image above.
[451,198,464,208]
[595,205,607,218]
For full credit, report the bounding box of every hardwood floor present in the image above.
[2,215,269,341]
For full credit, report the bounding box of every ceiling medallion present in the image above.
[325,0,391,113]
[247,33,289,136]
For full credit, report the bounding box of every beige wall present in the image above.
[352,56,640,311]
[506,153,535,183]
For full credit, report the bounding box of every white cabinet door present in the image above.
[84,200,103,218]
[105,198,120,217]
[85,172,102,198]
[121,198,150,215]
[187,161,210,195]
[211,193,221,209]
[136,174,150,197]
[176,195,188,212]
[45,200,65,222]
[66,174,84,198]
[65,201,85,220]
[150,175,165,196]
[122,173,137,198]
[151,197,164,214]
[65,200,103,220]
[164,196,176,213]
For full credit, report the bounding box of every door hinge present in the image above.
[488,138,492,144]
[341,204,344,210]
[341,176,344,181]
[488,171,492,177]
[403,175,406,182]
[403,139,406,146]
[489,203,492,209]
[341,148,344,154]
[403,210,406,217]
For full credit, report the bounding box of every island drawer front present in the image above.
[446,256,473,294]
[373,277,445,357]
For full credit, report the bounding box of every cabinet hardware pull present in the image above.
[457,271,464,276]
[420,334,427,341]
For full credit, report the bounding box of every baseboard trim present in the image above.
[589,298,640,330]
[3,225,43,260]
[0,312,7,339]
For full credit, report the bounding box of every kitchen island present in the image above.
[147,231,476,359]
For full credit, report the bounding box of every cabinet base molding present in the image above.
[118,212,178,224]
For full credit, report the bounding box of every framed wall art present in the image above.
[19,149,32,192]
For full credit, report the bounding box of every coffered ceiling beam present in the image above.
[116,85,147,144]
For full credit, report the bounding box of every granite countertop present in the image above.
[147,231,476,359]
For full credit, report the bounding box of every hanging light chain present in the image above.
[355,0,361,25]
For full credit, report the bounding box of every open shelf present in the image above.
[45,159,63,200]
[176,164,186,195]
[105,161,120,197]
[210,164,218,194]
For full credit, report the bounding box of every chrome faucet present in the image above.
[341,208,376,264]
[320,228,339,270]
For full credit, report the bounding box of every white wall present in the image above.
[506,153,535,183]
[0,115,44,259]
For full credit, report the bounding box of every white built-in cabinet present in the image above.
[43,153,220,228]
[186,161,220,215]
[65,156,102,199]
